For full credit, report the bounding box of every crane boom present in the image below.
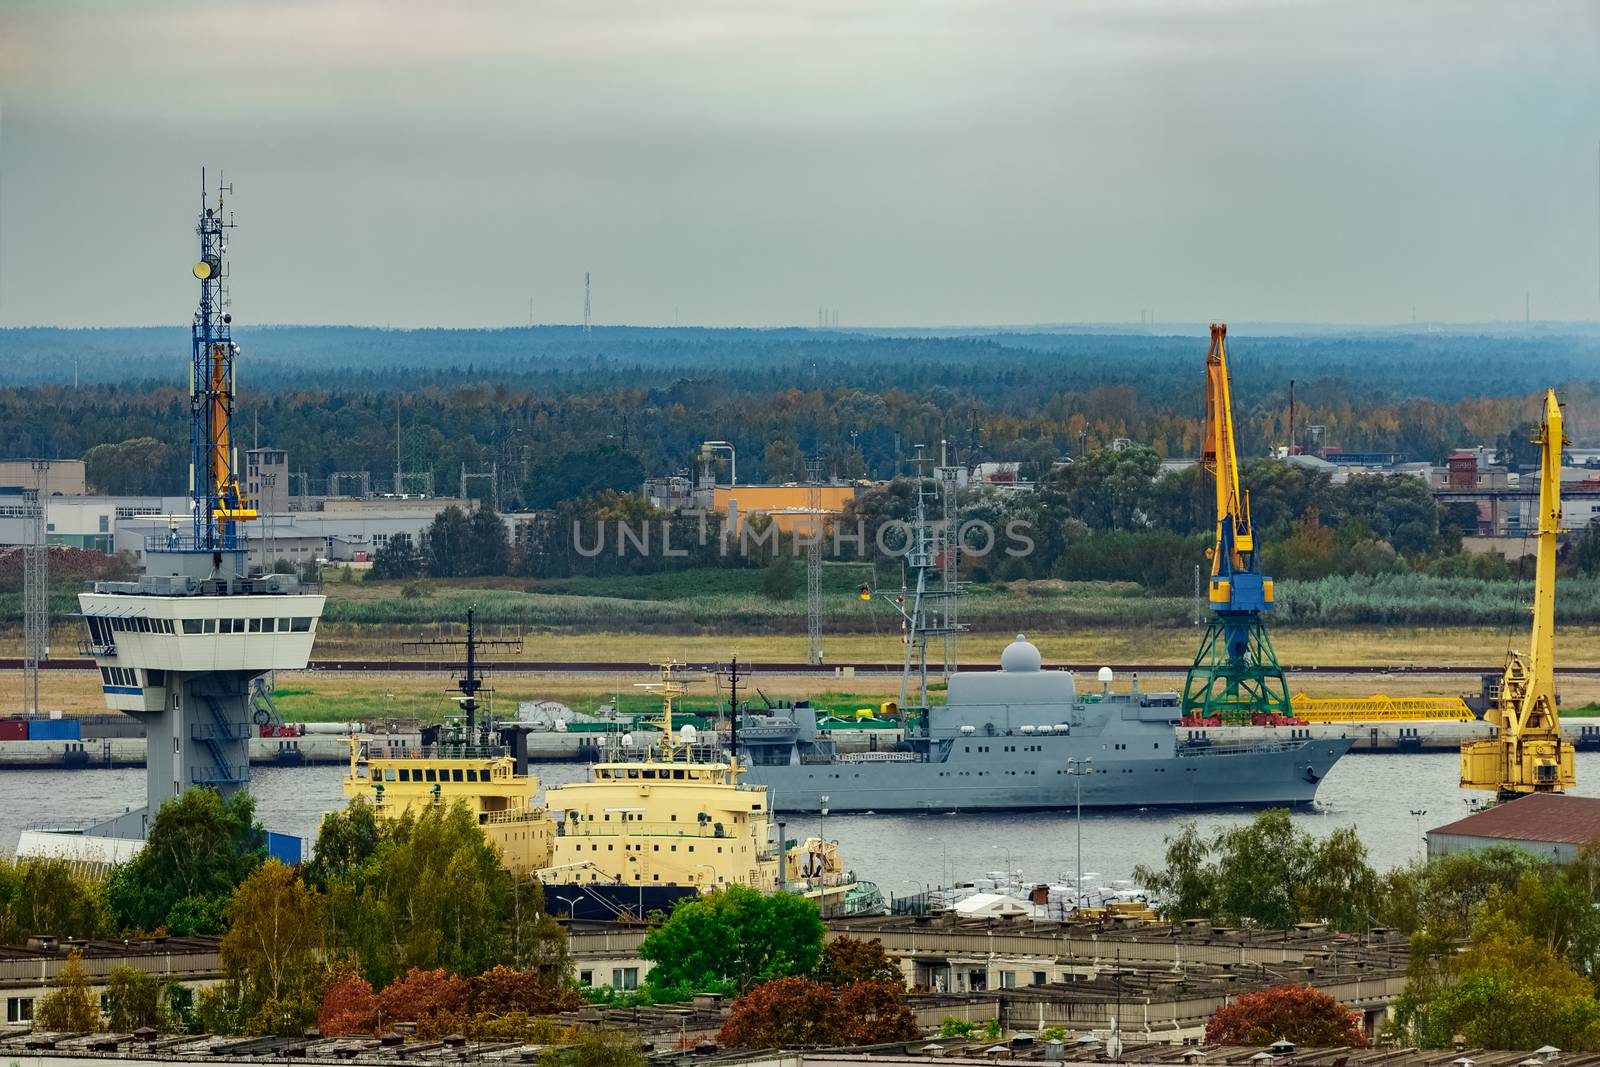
[1204,325,1252,566]
[1460,389,1574,799]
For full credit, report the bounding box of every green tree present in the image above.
[568,1025,648,1067]
[524,444,646,510]
[35,948,99,1032]
[814,936,903,989]
[1134,810,1378,932]
[220,860,326,1035]
[641,885,823,997]
[83,436,179,495]
[761,554,802,601]
[105,965,164,1032]
[318,800,552,987]
[370,532,424,580]
[0,855,111,944]
[106,788,264,934]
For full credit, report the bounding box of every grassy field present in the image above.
[11,566,1600,720]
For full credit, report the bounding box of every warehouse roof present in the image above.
[1429,793,1600,846]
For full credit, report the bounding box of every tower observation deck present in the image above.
[75,174,324,839]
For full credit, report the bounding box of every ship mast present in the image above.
[636,662,687,762]
[862,447,965,711]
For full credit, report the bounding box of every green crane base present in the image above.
[1182,613,1293,724]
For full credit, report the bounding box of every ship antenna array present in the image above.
[859,445,965,712]
[713,655,745,766]
[403,606,522,739]
[635,662,689,761]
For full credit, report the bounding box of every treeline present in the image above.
[1136,810,1600,1050]
[7,788,573,1039]
[5,326,1599,503]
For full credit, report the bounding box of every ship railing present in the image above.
[77,639,116,658]
[836,751,919,763]
[363,744,511,762]
[1176,738,1306,757]
[480,809,536,825]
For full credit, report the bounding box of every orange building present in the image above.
[710,484,857,534]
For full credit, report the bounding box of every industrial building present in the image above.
[0,442,480,570]
[1426,793,1600,863]
[0,460,86,496]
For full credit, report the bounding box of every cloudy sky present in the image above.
[2,0,1598,328]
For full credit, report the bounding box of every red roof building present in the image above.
[1427,792,1600,863]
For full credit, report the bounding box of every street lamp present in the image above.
[556,894,582,919]
[1410,809,1429,861]
[696,863,719,891]
[993,844,1014,882]
[1066,758,1093,909]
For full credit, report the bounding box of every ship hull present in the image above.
[543,882,700,921]
[742,736,1352,813]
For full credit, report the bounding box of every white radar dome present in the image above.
[1000,634,1043,673]
[1097,666,1114,684]
[680,724,698,743]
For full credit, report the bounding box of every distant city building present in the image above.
[709,483,857,535]
[244,447,289,514]
[0,459,86,496]
[0,494,188,553]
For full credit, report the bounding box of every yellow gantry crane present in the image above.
[1460,389,1575,800]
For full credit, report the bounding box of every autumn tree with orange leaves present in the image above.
[1205,985,1368,1047]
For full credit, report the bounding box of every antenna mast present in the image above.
[189,169,254,553]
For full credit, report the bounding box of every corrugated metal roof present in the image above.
[1429,792,1600,846]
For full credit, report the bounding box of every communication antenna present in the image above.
[22,460,49,715]
[403,607,522,739]
[584,272,592,336]
[806,457,824,666]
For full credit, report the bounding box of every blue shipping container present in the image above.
[28,719,80,741]
[266,831,304,866]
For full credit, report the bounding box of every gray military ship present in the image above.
[737,635,1352,813]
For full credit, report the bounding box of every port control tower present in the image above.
[76,175,324,839]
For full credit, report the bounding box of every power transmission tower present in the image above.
[460,461,499,512]
[23,460,49,715]
[584,272,592,336]
[806,457,824,666]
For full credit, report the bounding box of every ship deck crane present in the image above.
[1460,389,1575,800]
[1181,323,1293,724]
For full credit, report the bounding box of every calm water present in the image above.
[8,753,1600,892]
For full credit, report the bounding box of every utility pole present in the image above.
[22,460,49,715]
[806,458,824,666]
[584,272,592,336]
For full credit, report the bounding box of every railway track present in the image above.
[0,657,1559,675]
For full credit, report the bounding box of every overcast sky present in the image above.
[2,0,1598,329]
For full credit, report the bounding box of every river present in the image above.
[7,752,1600,894]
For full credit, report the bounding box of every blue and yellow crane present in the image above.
[1181,323,1293,724]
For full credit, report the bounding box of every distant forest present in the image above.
[1,325,1597,507]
